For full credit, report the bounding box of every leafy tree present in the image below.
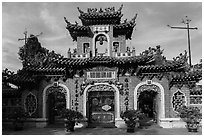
[18,34,63,67]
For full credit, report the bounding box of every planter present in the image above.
[64,120,75,132]
[186,122,199,132]
[127,127,135,133]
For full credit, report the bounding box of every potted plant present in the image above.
[9,107,29,131]
[61,109,84,132]
[177,106,202,132]
[137,112,150,129]
[121,109,143,133]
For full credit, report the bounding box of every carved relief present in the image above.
[137,84,160,99]
[88,84,115,92]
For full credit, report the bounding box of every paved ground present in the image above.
[2,125,202,135]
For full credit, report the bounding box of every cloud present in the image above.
[40,8,62,33]
[2,2,202,72]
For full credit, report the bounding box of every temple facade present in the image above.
[2,5,202,128]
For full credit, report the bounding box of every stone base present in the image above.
[159,118,186,128]
[35,118,48,128]
[25,118,48,128]
[115,118,126,128]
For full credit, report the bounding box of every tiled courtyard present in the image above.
[2,125,202,135]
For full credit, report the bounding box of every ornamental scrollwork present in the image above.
[88,84,115,92]
[137,84,160,99]
[24,92,37,116]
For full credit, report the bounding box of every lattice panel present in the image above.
[172,91,186,112]
[25,93,37,116]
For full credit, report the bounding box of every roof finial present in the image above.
[64,17,70,24]
[131,13,138,24]
[118,4,123,12]
[77,7,84,14]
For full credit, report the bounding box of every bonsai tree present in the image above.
[121,109,144,133]
[9,107,29,131]
[61,109,84,132]
[177,106,202,132]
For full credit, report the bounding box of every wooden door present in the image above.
[48,92,66,125]
[88,91,115,127]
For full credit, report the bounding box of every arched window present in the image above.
[172,90,186,112]
[24,92,37,116]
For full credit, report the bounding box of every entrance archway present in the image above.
[134,81,165,124]
[83,83,120,127]
[42,83,70,121]
[47,91,66,124]
[138,90,158,122]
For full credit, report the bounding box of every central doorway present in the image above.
[88,91,115,127]
[47,91,66,126]
[138,90,158,122]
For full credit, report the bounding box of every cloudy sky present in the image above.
[2,2,202,72]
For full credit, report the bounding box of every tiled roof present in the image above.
[77,5,123,26]
[8,70,35,84]
[23,64,66,74]
[171,69,202,82]
[137,60,186,73]
[52,55,155,68]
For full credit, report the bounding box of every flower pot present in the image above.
[186,122,199,132]
[65,121,75,132]
[127,127,135,133]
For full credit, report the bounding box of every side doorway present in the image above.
[47,91,66,126]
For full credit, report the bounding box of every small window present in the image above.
[87,71,115,79]
[24,93,37,116]
[172,90,186,112]
[113,42,120,52]
[83,43,90,54]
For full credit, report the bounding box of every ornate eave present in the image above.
[171,69,202,83]
[137,61,186,74]
[77,5,123,26]
[2,84,20,97]
[113,14,137,39]
[8,70,36,85]
[64,17,92,41]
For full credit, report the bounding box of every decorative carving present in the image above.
[175,83,183,89]
[172,90,186,112]
[24,92,37,116]
[75,80,79,111]
[173,50,188,63]
[137,84,160,98]
[117,4,123,12]
[124,78,129,110]
[88,84,115,92]
[146,74,154,80]
[140,45,163,57]
[155,73,164,80]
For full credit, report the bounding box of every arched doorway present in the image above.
[83,83,120,127]
[47,91,66,125]
[134,81,165,125]
[42,83,70,125]
[138,90,158,122]
[93,33,110,56]
[95,34,108,56]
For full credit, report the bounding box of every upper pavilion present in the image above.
[64,5,137,58]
